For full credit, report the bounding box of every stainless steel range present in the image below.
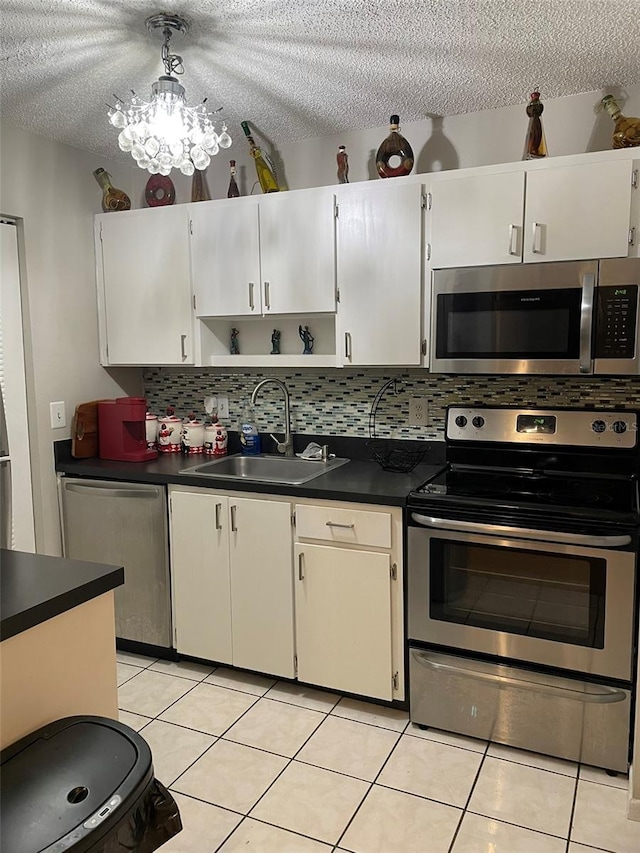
[407,406,639,772]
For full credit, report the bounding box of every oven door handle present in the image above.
[410,513,631,547]
[412,651,627,705]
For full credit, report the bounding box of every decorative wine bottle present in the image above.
[191,168,211,203]
[337,145,349,183]
[523,91,548,160]
[240,121,280,193]
[227,160,240,198]
[375,115,414,178]
[601,95,640,149]
[93,168,131,212]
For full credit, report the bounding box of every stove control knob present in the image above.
[472,416,485,429]
[591,420,607,434]
[454,415,467,428]
[612,420,627,434]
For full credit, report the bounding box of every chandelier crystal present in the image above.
[107,14,231,175]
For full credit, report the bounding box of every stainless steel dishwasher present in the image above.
[58,477,172,649]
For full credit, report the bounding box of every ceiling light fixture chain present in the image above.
[106,12,231,176]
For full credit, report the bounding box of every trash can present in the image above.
[0,716,182,853]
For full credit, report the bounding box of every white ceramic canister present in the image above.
[157,413,182,453]
[204,423,217,455]
[145,413,158,449]
[181,417,205,454]
[212,422,228,456]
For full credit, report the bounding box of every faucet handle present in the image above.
[270,433,288,454]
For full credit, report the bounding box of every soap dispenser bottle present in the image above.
[239,403,261,455]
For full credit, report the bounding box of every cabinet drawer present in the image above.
[295,504,392,548]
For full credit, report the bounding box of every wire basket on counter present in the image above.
[367,378,429,473]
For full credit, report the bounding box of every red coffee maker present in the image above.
[98,397,158,462]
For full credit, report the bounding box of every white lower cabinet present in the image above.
[293,500,404,701]
[169,487,295,678]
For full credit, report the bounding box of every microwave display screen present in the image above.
[436,288,582,359]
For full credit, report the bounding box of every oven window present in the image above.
[435,288,582,359]
[430,540,606,648]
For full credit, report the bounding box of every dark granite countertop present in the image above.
[55,436,445,507]
[1,549,124,641]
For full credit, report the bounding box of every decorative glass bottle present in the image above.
[191,168,211,203]
[523,91,548,160]
[227,160,240,198]
[601,95,640,149]
[375,115,414,178]
[92,168,131,212]
[337,145,349,183]
[240,121,280,193]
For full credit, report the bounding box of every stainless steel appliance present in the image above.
[407,407,639,771]
[0,385,11,550]
[58,478,172,649]
[430,258,640,375]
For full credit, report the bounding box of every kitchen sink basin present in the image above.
[179,453,350,485]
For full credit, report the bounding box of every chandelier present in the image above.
[107,14,231,176]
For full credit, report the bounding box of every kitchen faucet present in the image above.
[250,379,294,457]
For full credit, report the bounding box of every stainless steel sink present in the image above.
[179,453,350,485]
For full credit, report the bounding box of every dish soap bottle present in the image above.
[240,404,261,455]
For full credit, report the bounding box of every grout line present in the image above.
[464,809,571,843]
[565,771,580,853]
[484,751,579,779]
[446,743,488,852]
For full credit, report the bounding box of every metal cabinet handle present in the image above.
[508,224,519,256]
[531,221,543,253]
[344,331,352,361]
[325,521,354,529]
[264,281,271,310]
[215,502,222,530]
[230,504,237,532]
[248,282,255,310]
[298,551,305,580]
[180,334,187,360]
[413,651,627,705]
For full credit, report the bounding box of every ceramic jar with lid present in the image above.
[145,413,158,449]
[157,411,182,453]
[204,422,228,456]
[181,416,205,454]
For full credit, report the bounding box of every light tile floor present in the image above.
[117,652,637,853]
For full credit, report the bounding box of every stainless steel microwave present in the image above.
[430,258,640,375]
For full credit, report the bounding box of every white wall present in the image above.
[0,122,142,555]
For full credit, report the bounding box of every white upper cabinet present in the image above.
[523,159,635,262]
[259,186,337,314]
[428,171,526,268]
[96,206,193,366]
[190,187,336,318]
[336,181,424,365]
[190,199,262,317]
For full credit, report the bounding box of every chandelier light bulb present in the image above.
[106,14,230,173]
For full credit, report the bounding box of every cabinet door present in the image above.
[295,543,393,699]
[336,182,423,365]
[523,160,634,262]
[190,200,262,316]
[97,206,193,365]
[169,491,232,664]
[429,171,525,267]
[229,497,294,677]
[259,187,337,313]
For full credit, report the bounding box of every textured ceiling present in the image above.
[2,0,640,161]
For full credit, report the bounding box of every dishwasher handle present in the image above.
[63,482,162,499]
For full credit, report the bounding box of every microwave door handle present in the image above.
[579,272,595,374]
[410,513,631,548]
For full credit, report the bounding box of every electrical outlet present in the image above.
[409,397,429,427]
[50,401,66,429]
[217,395,229,419]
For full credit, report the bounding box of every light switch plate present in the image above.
[50,401,66,429]
[409,397,429,427]
[217,395,229,419]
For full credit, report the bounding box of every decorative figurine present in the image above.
[230,327,240,354]
[337,145,349,183]
[523,91,548,160]
[270,329,281,354]
[299,324,314,354]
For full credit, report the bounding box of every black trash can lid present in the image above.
[1,715,152,853]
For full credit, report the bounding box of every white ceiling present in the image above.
[2,0,640,161]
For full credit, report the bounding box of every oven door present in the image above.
[408,517,635,681]
[430,260,598,375]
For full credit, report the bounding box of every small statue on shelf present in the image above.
[270,329,281,354]
[299,324,314,355]
[337,145,349,183]
[230,327,240,354]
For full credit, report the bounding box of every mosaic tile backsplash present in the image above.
[143,368,640,441]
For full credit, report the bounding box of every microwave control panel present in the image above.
[594,285,638,359]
